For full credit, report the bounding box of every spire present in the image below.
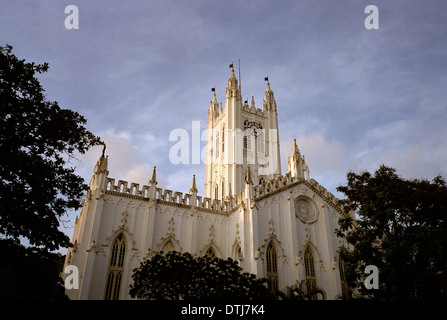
[263,79,277,111]
[149,166,157,185]
[287,139,310,180]
[228,69,238,88]
[292,138,300,156]
[210,90,220,116]
[93,151,108,175]
[90,149,109,191]
[189,174,198,194]
[226,68,240,100]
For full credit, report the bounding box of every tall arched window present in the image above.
[215,129,220,158]
[162,240,175,255]
[257,128,265,154]
[266,242,278,293]
[221,180,225,199]
[304,246,317,299]
[222,125,225,153]
[105,234,126,300]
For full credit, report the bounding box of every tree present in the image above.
[336,165,447,299]
[0,45,102,298]
[277,280,326,300]
[129,251,272,300]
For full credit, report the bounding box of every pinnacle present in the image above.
[149,166,157,184]
[190,174,198,194]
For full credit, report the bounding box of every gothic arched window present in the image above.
[304,246,317,299]
[215,129,220,158]
[105,234,126,300]
[221,180,225,198]
[257,128,265,154]
[266,242,278,293]
[222,125,225,153]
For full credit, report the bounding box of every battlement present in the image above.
[105,177,246,214]
[105,171,340,215]
[241,103,265,117]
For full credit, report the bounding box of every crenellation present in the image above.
[130,183,140,196]
[173,191,183,203]
[117,180,128,193]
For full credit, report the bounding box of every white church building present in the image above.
[64,68,349,300]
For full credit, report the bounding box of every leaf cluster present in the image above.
[336,165,447,299]
[0,45,102,251]
[129,251,272,300]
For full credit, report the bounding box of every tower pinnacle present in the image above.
[190,174,198,194]
[149,166,157,185]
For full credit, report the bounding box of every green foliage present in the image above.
[130,251,272,300]
[336,165,447,299]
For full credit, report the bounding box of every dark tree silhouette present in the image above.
[0,45,102,299]
[336,165,447,299]
[130,251,272,300]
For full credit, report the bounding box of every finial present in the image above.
[190,174,198,194]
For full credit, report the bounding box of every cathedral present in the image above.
[64,67,349,300]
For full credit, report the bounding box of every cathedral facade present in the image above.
[64,68,348,300]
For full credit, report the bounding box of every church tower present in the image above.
[204,68,281,200]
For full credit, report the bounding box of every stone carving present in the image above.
[295,197,318,223]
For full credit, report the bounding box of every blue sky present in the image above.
[2,0,447,242]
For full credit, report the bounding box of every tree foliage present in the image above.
[277,280,326,300]
[130,251,272,300]
[0,45,102,298]
[0,45,102,251]
[336,165,447,299]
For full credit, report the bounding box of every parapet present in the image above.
[104,172,341,214]
[105,177,243,214]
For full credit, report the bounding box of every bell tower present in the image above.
[204,68,281,200]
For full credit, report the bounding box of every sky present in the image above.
[1,0,447,244]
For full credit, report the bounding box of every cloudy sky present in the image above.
[2,0,447,242]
